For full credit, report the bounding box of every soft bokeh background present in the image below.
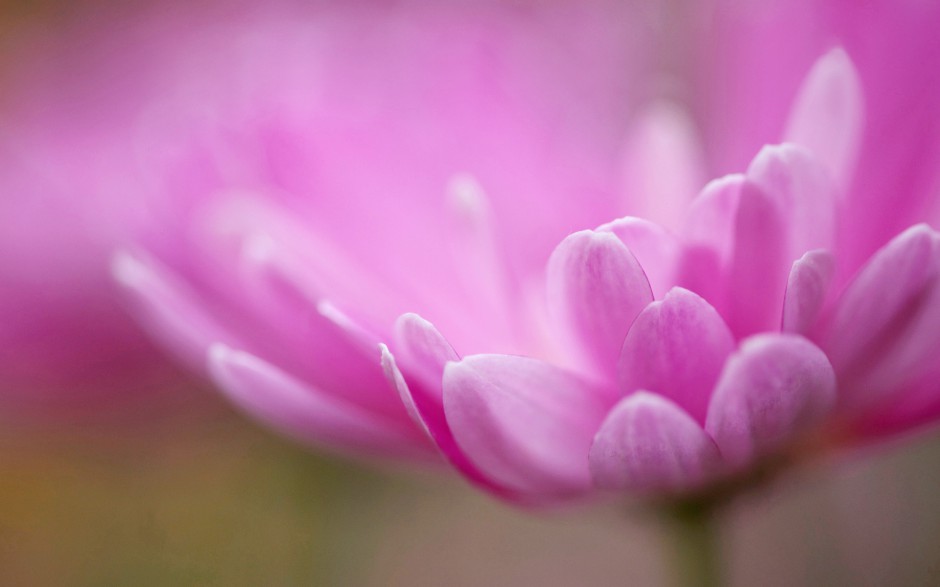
[5,393,940,586]
[3,2,940,585]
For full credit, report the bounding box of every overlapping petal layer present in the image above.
[4,1,934,503]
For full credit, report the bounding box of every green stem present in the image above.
[664,502,722,587]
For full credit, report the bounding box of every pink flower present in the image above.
[111,1,940,502]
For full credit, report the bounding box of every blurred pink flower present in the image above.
[106,0,940,502]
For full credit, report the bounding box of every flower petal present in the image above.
[209,345,432,461]
[721,144,837,336]
[112,249,235,369]
[745,143,838,257]
[547,230,653,379]
[618,288,734,424]
[394,312,459,398]
[821,224,940,408]
[726,183,788,336]
[443,354,610,498]
[589,392,722,494]
[784,48,864,191]
[596,216,680,299]
[782,249,835,335]
[677,174,745,313]
[380,344,517,499]
[705,334,836,467]
[619,101,708,231]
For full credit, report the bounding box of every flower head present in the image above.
[110,1,940,503]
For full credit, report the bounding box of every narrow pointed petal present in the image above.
[394,312,459,398]
[782,250,835,335]
[380,344,425,433]
[784,48,864,191]
[445,174,514,330]
[239,238,409,419]
[618,288,734,423]
[590,392,722,494]
[112,250,234,369]
[705,334,836,467]
[444,354,610,498]
[822,225,940,408]
[596,216,679,299]
[210,196,407,323]
[547,230,653,378]
[209,345,431,461]
[620,101,708,231]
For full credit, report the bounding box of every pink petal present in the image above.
[589,392,722,494]
[379,344,426,434]
[547,230,653,379]
[705,334,836,467]
[443,354,610,498]
[208,197,406,324]
[782,250,835,335]
[677,174,745,313]
[596,216,680,299]
[380,344,517,499]
[112,249,235,370]
[682,174,746,264]
[237,237,412,420]
[726,183,788,336]
[209,344,432,461]
[745,143,838,258]
[784,48,865,191]
[724,144,837,336]
[618,288,735,424]
[444,174,515,338]
[394,312,459,398]
[619,101,708,232]
[821,224,940,409]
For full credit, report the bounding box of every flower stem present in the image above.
[664,502,722,587]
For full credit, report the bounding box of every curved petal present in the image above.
[394,312,459,398]
[547,230,653,379]
[380,344,517,499]
[443,354,610,499]
[589,392,722,494]
[618,288,734,423]
[782,249,835,335]
[596,216,680,299]
[209,345,432,461]
[745,143,838,257]
[705,334,836,467]
[822,224,940,408]
[722,144,837,336]
[784,47,865,191]
[677,174,745,313]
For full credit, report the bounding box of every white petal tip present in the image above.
[111,250,148,288]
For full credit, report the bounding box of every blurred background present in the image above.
[3,1,940,586]
[4,388,940,586]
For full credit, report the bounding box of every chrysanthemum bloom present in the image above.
[114,0,940,509]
